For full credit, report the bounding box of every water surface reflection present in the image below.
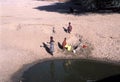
[22,59,120,82]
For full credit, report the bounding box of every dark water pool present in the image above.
[22,59,120,82]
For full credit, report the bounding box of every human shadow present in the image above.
[58,42,63,49]
[63,27,68,33]
[42,42,52,55]
[34,0,120,15]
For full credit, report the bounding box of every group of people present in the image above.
[49,22,72,55]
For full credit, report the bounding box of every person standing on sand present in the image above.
[67,22,72,33]
[50,36,55,55]
[62,38,67,50]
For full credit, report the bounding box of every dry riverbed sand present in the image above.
[0,0,120,82]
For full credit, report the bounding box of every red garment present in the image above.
[82,45,87,48]
[62,40,66,48]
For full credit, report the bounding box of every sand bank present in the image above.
[0,0,120,82]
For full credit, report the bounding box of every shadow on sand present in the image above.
[58,42,63,50]
[34,1,120,15]
[63,27,68,33]
[40,42,53,56]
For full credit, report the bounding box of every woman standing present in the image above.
[50,36,55,55]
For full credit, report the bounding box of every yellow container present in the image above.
[65,44,72,51]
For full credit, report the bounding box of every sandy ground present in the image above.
[0,0,120,82]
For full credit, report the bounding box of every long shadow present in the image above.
[58,42,63,49]
[34,2,77,14]
[63,27,68,33]
[34,0,120,15]
[42,42,52,55]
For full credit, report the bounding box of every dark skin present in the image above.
[68,22,72,33]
